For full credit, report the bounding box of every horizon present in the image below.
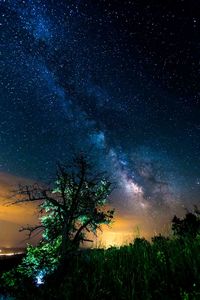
[0,171,186,248]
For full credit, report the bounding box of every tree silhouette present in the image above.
[172,206,200,239]
[12,154,114,277]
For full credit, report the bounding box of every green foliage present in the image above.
[2,235,199,300]
[2,159,199,299]
[0,267,36,297]
[23,155,114,251]
[48,236,199,300]
[1,155,114,288]
[17,240,61,278]
[1,270,18,288]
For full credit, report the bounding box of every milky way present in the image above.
[1,0,200,244]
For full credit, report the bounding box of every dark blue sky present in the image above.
[1,0,200,216]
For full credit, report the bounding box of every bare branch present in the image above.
[19,224,45,239]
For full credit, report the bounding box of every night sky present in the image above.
[1,0,200,245]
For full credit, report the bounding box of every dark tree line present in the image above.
[172,206,200,238]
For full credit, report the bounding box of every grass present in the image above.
[1,235,199,300]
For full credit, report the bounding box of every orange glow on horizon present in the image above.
[0,172,38,247]
[89,209,172,248]
[0,172,183,249]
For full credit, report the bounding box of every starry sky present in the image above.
[0,0,200,246]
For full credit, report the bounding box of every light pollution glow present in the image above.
[0,172,38,248]
[0,172,184,248]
